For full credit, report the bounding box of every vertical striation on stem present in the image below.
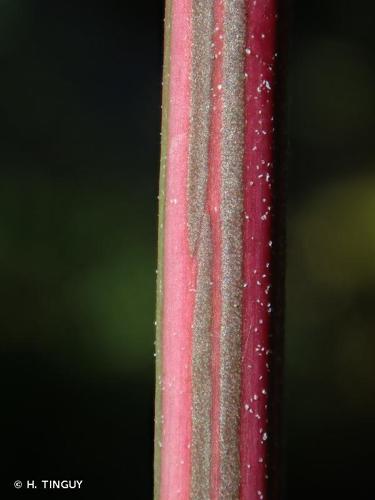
[155,0,285,498]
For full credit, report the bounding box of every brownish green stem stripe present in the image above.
[189,1,215,499]
[153,0,172,497]
[218,0,246,496]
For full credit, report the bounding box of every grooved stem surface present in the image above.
[154,1,285,498]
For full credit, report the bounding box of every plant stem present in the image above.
[155,1,285,498]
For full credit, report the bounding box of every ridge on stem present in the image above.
[155,1,285,498]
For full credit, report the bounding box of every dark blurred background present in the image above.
[0,0,374,498]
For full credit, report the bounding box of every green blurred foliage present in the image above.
[0,177,155,374]
[285,4,375,495]
[287,176,375,418]
[292,39,374,147]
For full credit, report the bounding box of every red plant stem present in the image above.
[240,2,282,499]
[155,1,285,499]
